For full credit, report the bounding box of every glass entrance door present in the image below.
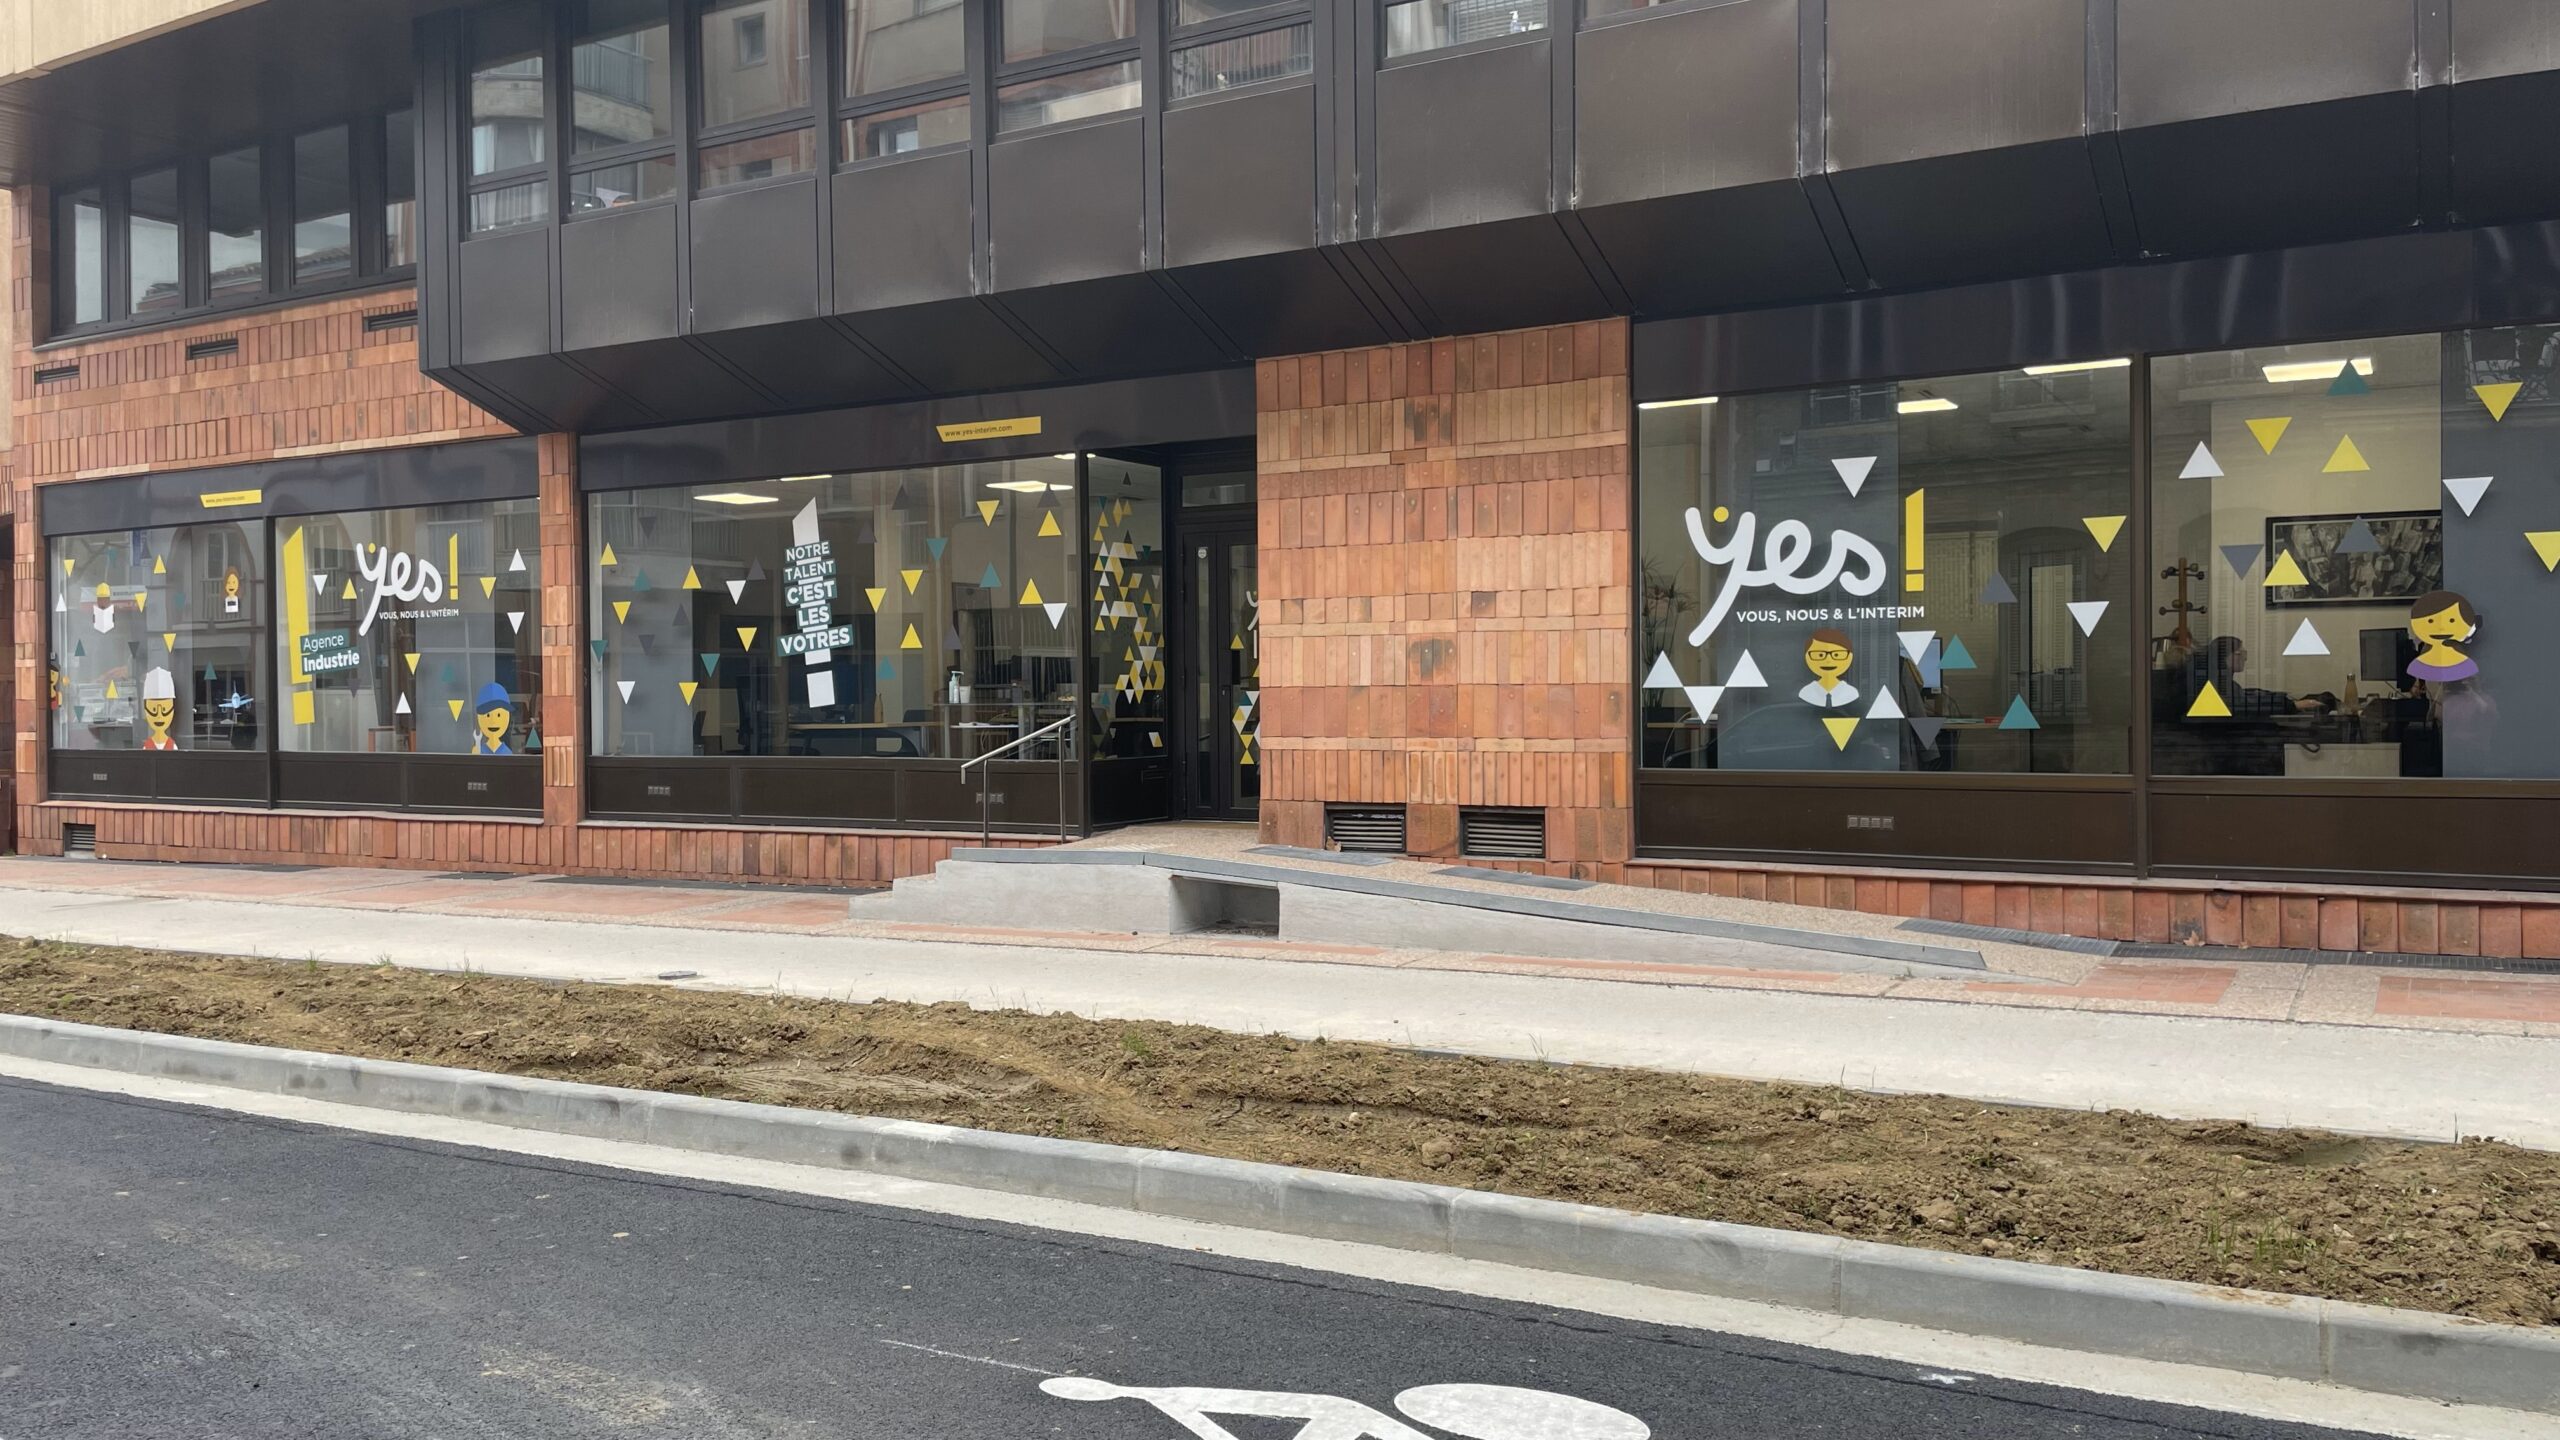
[1181,517,1258,819]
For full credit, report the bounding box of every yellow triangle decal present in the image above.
[343,578,358,600]
[737,626,758,649]
[2323,435,2370,474]
[2081,515,2126,551]
[152,555,166,574]
[134,590,148,609]
[62,557,75,577]
[2529,532,2560,573]
[2264,551,2310,588]
[2476,382,2523,423]
[1231,633,1245,651]
[1020,578,1044,606]
[2187,681,2233,719]
[448,699,467,721]
[612,601,632,623]
[679,681,700,704]
[479,576,496,598]
[902,568,924,593]
[865,587,888,610]
[978,499,1000,525]
[682,567,701,590]
[104,680,118,700]
[900,624,923,650]
[1822,716,1858,750]
[1038,512,1062,538]
[162,633,176,651]
[2244,417,2292,454]
[404,653,422,673]
[601,543,618,567]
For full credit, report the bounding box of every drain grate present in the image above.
[1324,806,1406,855]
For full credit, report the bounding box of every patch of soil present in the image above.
[4,938,2556,1326]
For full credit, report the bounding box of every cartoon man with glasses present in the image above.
[1039,1377,1649,1440]
[1796,627,1860,709]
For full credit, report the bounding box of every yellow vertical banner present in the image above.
[1903,489,1926,593]
[282,526,316,725]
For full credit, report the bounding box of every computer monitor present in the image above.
[2360,627,2416,684]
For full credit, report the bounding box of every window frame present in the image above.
[1377,0,1554,68]
[564,0,683,221]
[463,3,558,235]
[1164,5,1315,109]
[45,110,415,344]
[692,0,823,196]
[834,0,978,169]
[992,0,1146,137]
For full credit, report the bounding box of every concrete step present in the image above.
[851,850,2015,981]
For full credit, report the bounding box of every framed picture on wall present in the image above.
[2263,510,2444,607]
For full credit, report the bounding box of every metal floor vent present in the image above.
[1458,807,1546,861]
[62,823,98,856]
[1324,805,1407,855]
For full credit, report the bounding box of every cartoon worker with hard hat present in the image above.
[90,582,119,634]
[471,682,516,756]
[140,668,180,751]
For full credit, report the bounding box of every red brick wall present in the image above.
[1255,321,1633,867]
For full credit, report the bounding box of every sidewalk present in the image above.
[2,855,2557,1149]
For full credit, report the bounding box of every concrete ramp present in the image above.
[852,849,2015,980]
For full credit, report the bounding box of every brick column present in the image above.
[536,433,585,860]
[7,186,44,837]
[1256,320,1634,874]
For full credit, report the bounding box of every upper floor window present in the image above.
[49,107,420,341]
[569,0,679,216]
[698,0,817,190]
[1165,0,1310,107]
[996,0,1140,132]
[468,3,553,230]
[840,0,972,164]
[1384,0,1549,59]
[1003,0,1136,64]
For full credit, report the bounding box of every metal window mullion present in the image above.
[968,0,993,290]
[1138,0,1163,270]
[814,0,841,313]
[181,157,209,312]
[353,113,388,280]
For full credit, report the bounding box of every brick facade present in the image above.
[1255,320,1633,866]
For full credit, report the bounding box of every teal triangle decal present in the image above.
[1999,696,2040,730]
[927,537,948,561]
[632,570,653,593]
[590,639,607,662]
[980,564,1001,589]
[700,652,720,678]
[2328,364,2370,396]
[1940,635,1977,670]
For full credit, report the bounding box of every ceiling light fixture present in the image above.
[1636,396,1719,410]
[695,492,779,506]
[987,480,1052,493]
[2021,358,2132,376]
[775,474,830,483]
[1897,397,1958,414]
[2263,357,2375,384]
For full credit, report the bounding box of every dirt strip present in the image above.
[3,937,2555,1326]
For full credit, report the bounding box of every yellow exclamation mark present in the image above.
[1904,488,1926,593]
[449,532,462,599]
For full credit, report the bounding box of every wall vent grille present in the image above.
[364,308,420,332]
[33,363,78,385]
[1459,808,1546,860]
[62,824,98,855]
[185,337,239,362]
[1324,806,1407,855]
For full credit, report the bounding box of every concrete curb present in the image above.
[943,847,1990,971]
[4,1013,2553,1415]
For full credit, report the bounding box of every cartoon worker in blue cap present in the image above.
[471,682,516,756]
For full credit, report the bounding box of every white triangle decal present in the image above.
[507,612,526,634]
[394,694,412,716]
[727,579,748,603]
[1044,602,1068,628]
[2443,475,2493,517]
[508,549,527,573]
[1682,684,1726,720]
[617,680,636,703]
[2283,618,2331,657]
[2179,442,2223,479]
[1643,653,1682,689]
[54,591,66,614]
[1896,630,1935,664]
[1832,456,1878,497]
[1727,650,1768,689]
[1867,688,1905,721]
[313,573,330,595]
[2066,600,2110,636]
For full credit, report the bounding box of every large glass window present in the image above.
[1638,364,2135,776]
[701,0,812,126]
[51,522,269,755]
[846,0,966,95]
[54,187,104,329]
[572,0,673,153]
[1385,0,1548,57]
[470,4,551,232]
[274,503,545,755]
[845,95,972,158]
[1170,23,1312,99]
[128,167,183,315]
[2151,327,2560,780]
[205,147,267,303]
[699,130,817,187]
[995,59,1141,131]
[589,460,1081,760]
[385,107,420,268]
[1088,459,1167,759]
[292,127,355,288]
[1003,0,1137,62]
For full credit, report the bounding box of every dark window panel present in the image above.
[844,94,972,159]
[128,167,183,314]
[573,0,674,153]
[293,127,356,288]
[1385,0,1547,57]
[995,58,1141,131]
[1003,0,1137,64]
[845,0,966,97]
[470,4,550,177]
[469,177,553,232]
[55,186,104,328]
[385,107,420,269]
[572,154,682,211]
[699,127,817,187]
[1170,22,1311,100]
[1171,0,1292,29]
[702,0,813,128]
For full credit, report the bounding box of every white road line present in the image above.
[876,1340,1063,1378]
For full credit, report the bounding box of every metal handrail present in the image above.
[962,711,1077,848]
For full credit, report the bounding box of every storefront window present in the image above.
[2150,327,2560,780]
[1087,458,1167,758]
[51,522,269,753]
[589,460,1081,760]
[1638,364,2135,775]
[273,503,544,755]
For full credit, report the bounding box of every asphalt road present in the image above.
[0,1075,2388,1440]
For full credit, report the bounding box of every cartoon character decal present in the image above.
[2406,589,2480,684]
[140,668,179,751]
[471,682,515,756]
[48,665,62,712]
[223,568,242,616]
[1796,627,1860,709]
[90,582,119,634]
